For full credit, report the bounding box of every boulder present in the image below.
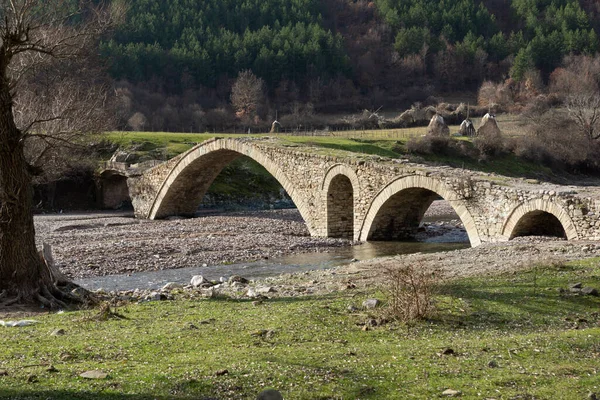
[190,275,207,288]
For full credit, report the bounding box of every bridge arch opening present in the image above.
[148,140,316,234]
[99,170,131,210]
[508,210,567,239]
[502,200,578,241]
[326,175,354,239]
[359,176,481,247]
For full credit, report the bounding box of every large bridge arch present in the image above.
[321,164,360,239]
[148,138,316,234]
[502,199,578,240]
[358,175,482,247]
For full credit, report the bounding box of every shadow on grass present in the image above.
[0,390,215,400]
[434,277,600,331]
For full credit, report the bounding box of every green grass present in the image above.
[1,259,599,399]
[105,130,553,180]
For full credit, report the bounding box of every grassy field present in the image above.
[105,124,553,180]
[1,258,598,399]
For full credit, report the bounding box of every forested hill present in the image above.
[104,0,600,129]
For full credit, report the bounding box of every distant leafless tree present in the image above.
[231,70,265,121]
[566,94,600,141]
[0,0,125,309]
[550,55,600,142]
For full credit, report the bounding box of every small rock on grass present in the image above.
[0,370,7,377]
[80,370,108,379]
[215,369,229,376]
[442,388,461,397]
[362,299,381,309]
[487,360,499,368]
[582,287,599,296]
[50,329,65,336]
[256,389,283,400]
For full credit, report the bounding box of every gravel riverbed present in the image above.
[34,202,598,297]
[35,209,352,280]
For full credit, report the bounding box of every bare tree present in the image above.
[0,0,123,308]
[231,70,265,121]
[550,55,600,142]
[566,94,600,141]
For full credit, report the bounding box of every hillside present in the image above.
[103,0,600,132]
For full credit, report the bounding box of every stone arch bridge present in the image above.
[121,137,600,247]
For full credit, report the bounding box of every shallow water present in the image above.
[76,239,468,292]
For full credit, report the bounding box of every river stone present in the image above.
[256,286,276,294]
[570,282,583,289]
[228,275,249,285]
[145,292,165,301]
[362,299,381,309]
[162,282,183,291]
[582,287,599,296]
[80,370,108,379]
[256,389,283,400]
[190,275,207,288]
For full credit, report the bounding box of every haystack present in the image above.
[426,114,450,136]
[476,113,501,137]
[270,120,281,134]
[459,119,475,137]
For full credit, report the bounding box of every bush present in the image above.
[383,263,438,322]
[473,131,504,157]
[406,135,464,156]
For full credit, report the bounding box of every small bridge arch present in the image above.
[321,164,360,239]
[502,199,578,240]
[148,138,316,234]
[358,175,482,247]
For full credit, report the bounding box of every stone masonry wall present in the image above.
[128,137,600,244]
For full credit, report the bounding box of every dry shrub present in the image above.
[473,131,504,156]
[383,263,438,322]
[407,135,465,156]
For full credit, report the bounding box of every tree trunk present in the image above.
[0,80,59,306]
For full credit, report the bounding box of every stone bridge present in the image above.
[124,137,600,247]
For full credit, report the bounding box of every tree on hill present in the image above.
[0,0,122,309]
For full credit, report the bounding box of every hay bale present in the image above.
[423,105,437,121]
[459,119,475,137]
[476,113,501,137]
[426,114,450,137]
[269,120,281,134]
[397,109,415,124]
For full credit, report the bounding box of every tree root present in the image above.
[1,294,22,307]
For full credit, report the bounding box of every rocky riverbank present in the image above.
[34,209,352,280]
